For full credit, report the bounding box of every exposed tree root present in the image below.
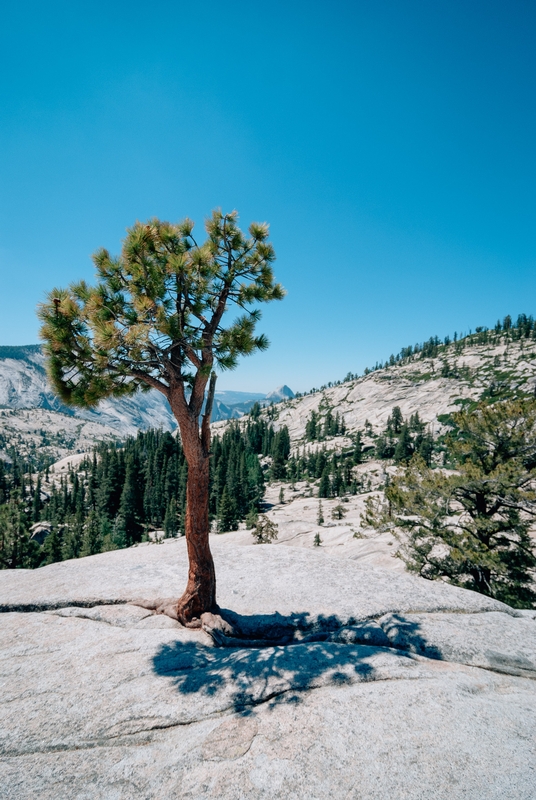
[130,600,299,644]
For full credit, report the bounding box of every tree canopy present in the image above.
[38,210,284,412]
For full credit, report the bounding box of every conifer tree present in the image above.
[63,514,84,560]
[331,504,346,520]
[318,467,331,498]
[164,498,179,538]
[32,476,42,523]
[42,524,64,565]
[117,453,143,546]
[81,510,103,557]
[353,430,364,464]
[251,514,278,544]
[0,461,7,506]
[391,406,403,434]
[375,435,388,460]
[271,427,290,480]
[394,424,413,464]
[217,485,238,533]
[0,500,34,569]
[305,411,319,441]
[38,210,284,626]
[369,399,536,607]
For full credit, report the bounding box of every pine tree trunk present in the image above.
[176,451,217,625]
[170,384,218,627]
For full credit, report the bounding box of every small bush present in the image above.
[331,504,346,520]
[251,514,279,544]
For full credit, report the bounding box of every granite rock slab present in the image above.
[1,541,535,799]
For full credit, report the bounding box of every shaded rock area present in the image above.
[1,540,536,799]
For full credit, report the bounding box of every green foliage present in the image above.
[116,453,144,546]
[353,431,364,464]
[217,486,238,532]
[163,498,179,538]
[331,504,346,520]
[283,442,358,498]
[393,424,413,464]
[0,497,38,569]
[80,510,102,557]
[305,410,319,441]
[368,399,536,608]
[245,506,259,529]
[38,210,284,407]
[42,524,64,566]
[304,409,346,441]
[251,514,278,544]
[389,406,403,435]
[318,468,331,498]
[375,407,433,465]
[270,426,290,480]
[62,513,84,560]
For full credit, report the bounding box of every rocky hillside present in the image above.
[3,327,535,464]
[224,330,536,451]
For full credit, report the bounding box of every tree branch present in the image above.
[130,369,170,397]
[201,372,217,455]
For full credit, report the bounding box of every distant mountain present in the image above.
[211,390,266,422]
[0,345,177,434]
[214,390,266,407]
[263,385,295,404]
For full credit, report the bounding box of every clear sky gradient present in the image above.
[1,1,535,392]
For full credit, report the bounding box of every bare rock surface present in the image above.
[1,540,536,799]
[0,536,515,618]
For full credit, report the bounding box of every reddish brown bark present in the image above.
[169,378,218,627]
[176,453,217,625]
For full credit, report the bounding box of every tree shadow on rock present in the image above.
[152,611,434,714]
[379,613,443,660]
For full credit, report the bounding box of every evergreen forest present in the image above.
[0,415,291,570]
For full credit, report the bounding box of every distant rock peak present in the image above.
[263,385,295,403]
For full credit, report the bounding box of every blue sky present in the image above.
[1,0,535,393]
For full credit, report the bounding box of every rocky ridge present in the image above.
[2,335,535,465]
[214,335,536,450]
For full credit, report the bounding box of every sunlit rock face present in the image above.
[1,538,535,799]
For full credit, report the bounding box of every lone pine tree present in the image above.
[38,210,284,626]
